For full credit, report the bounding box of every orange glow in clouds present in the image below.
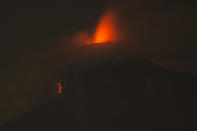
[93,10,117,43]
[87,9,120,45]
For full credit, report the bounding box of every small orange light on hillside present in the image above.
[56,82,63,96]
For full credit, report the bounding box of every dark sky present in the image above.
[1,0,197,74]
[0,0,111,70]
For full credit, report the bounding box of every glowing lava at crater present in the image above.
[87,9,120,45]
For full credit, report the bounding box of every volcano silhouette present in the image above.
[1,60,197,131]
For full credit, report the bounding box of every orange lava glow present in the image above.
[87,9,119,45]
[56,82,63,95]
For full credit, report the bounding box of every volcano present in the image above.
[1,60,197,131]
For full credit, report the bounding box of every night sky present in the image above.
[0,0,109,70]
[1,0,197,73]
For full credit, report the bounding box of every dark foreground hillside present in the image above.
[1,60,197,131]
